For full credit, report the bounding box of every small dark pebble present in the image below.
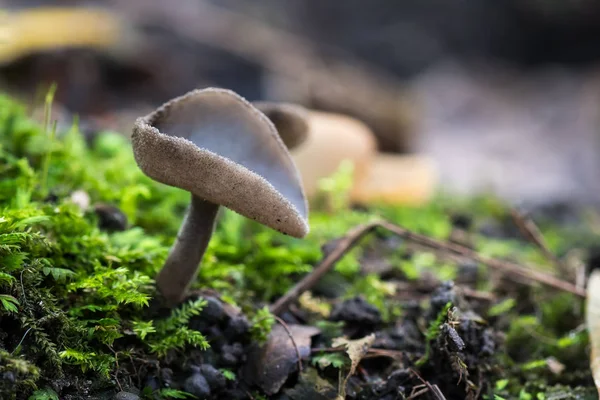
[43,193,59,204]
[224,315,251,338]
[480,328,497,356]
[94,203,128,232]
[221,388,248,400]
[184,372,211,398]
[200,364,227,391]
[450,213,472,230]
[428,281,457,318]
[229,342,244,357]
[2,371,15,383]
[143,374,159,392]
[330,296,382,326]
[365,369,410,399]
[219,352,238,367]
[199,348,219,365]
[388,322,424,353]
[113,392,140,400]
[345,376,361,398]
[272,394,292,400]
[400,300,422,321]
[160,368,173,387]
[200,296,227,324]
[219,342,244,367]
[204,326,227,349]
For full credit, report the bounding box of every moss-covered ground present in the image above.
[0,91,599,399]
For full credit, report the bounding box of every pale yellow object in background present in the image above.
[291,110,437,206]
[291,110,377,198]
[351,153,437,206]
[0,7,124,65]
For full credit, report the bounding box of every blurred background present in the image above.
[2,0,600,211]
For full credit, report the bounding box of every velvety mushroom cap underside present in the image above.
[131,88,309,238]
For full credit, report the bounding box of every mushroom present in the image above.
[288,110,378,198]
[252,102,310,150]
[131,88,309,304]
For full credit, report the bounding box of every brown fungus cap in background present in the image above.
[131,88,309,304]
[253,101,310,150]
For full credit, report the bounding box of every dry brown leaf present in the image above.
[331,333,376,400]
[586,269,600,395]
[242,324,320,395]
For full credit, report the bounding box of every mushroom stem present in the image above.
[156,194,219,304]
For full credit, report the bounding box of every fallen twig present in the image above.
[271,220,585,315]
[460,287,497,302]
[407,385,430,399]
[410,368,447,400]
[430,385,448,400]
[311,346,405,361]
[376,220,583,296]
[271,222,380,315]
[510,207,568,275]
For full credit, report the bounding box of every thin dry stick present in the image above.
[430,385,448,400]
[410,368,447,400]
[362,348,405,360]
[377,221,585,297]
[510,208,567,274]
[459,287,497,302]
[271,222,380,315]
[270,220,585,315]
[408,385,430,400]
[274,316,303,374]
[311,346,405,361]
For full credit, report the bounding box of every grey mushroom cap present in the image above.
[131,88,309,238]
[253,101,309,150]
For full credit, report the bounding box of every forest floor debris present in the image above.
[1,92,599,399]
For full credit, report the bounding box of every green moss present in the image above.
[0,94,203,398]
[415,301,453,367]
[0,91,597,398]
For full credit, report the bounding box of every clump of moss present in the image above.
[0,94,209,398]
